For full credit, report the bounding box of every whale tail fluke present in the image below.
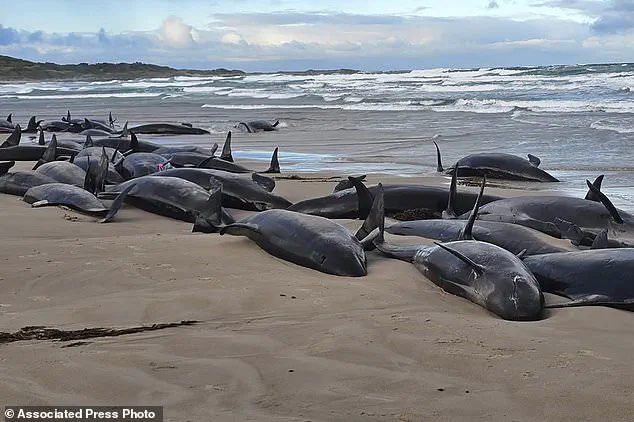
[585,175,604,202]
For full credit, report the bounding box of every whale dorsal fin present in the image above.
[84,134,93,148]
[591,229,609,249]
[527,154,541,167]
[443,164,458,219]
[33,133,57,170]
[272,120,280,128]
[6,113,11,123]
[83,156,94,191]
[459,175,486,240]
[210,142,218,157]
[1,124,21,148]
[586,179,623,224]
[585,175,604,202]
[38,129,45,145]
[516,249,527,259]
[434,242,486,274]
[220,131,233,162]
[433,141,444,172]
[127,133,139,154]
[262,147,280,173]
[27,116,38,132]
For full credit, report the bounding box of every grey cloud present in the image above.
[488,1,500,9]
[0,25,20,45]
[0,11,632,71]
[533,0,634,33]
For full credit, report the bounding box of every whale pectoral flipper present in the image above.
[433,242,486,274]
[433,276,480,304]
[546,296,634,311]
[554,217,585,245]
[31,200,51,208]
[252,173,276,192]
[527,154,541,167]
[99,183,136,223]
[219,222,260,236]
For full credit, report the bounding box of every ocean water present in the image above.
[1,63,633,210]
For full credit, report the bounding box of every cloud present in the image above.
[488,0,500,9]
[0,10,632,71]
[159,16,195,48]
[533,0,634,33]
[0,24,20,45]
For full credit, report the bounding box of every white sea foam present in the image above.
[0,92,162,100]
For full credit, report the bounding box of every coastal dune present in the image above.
[1,172,633,421]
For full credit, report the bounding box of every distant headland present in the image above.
[0,55,245,81]
[0,55,362,81]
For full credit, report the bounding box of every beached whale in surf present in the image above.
[130,122,209,135]
[0,116,41,134]
[434,142,559,182]
[23,183,133,223]
[98,176,234,224]
[0,114,14,132]
[472,179,634,246]
[153,168,290,211]
[384,170,572,256]
[289,177,502,220]
[524,248,634,311]
[374,179,544,321]
[236,120,279,133]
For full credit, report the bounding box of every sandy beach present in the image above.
[1,164,634,422]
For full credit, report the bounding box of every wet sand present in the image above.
[1,167,634,421]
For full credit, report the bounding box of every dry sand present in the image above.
[1,169,633,422]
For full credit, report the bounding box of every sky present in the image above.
[1,0,633,71]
